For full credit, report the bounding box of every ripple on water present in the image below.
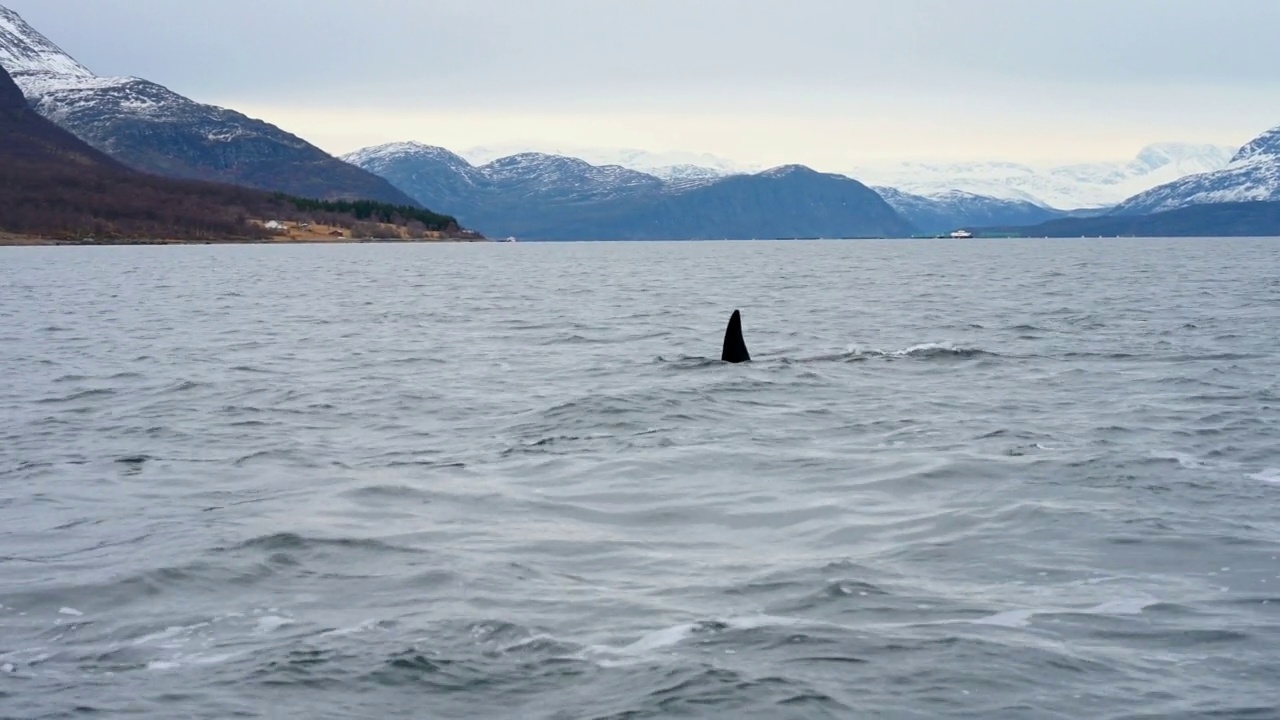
[2,240,1280,719]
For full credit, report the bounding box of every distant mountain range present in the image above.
[0,4,420,207]
[351,127,1280,240]
[985,124,1280,238]
[847,144,1236,209]
[459,142,1236,211]
[344,143,914,240]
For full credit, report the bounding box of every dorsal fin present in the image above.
[721,310,750,363]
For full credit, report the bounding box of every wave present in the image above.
[659,342,999,368]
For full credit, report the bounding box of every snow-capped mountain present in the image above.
[341,142,662,207]
[0,4,419,206]
[345,143,911,240]
[462,143,754,179]
[874,188,1069,234]
[1113,126,1280,215]
[848,143,1236,210]
[482,153,665,200]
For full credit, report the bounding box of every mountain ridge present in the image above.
[345,143,914,240]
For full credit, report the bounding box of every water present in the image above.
[2,238,1279,719]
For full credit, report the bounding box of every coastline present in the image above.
[0,233,489,247]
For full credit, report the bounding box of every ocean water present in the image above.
[1,238,1279,719]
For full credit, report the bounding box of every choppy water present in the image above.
[2,238,1279,719]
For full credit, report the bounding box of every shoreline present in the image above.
[0,235,490,247]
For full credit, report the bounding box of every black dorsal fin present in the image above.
[721,310,750,363]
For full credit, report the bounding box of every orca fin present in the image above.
[721,310,751,363]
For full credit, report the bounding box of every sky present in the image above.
[9,0,1280,168]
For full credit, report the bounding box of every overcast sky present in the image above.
[9,0,1280,168]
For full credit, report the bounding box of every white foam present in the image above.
[1083,598,1156,615]
[146,660,181,671]
[972,609,1037,628]
[254,616,294,634]
[1,663,14,673]
[1152,451,1210,469]
[58,607,83,617]
[319,619,381,638]
[971,596,1157,629]
[619,623,695,654]
[1250,469,1280,484]
[132,623,210,647]
[615,615,813,655]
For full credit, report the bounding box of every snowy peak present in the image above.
[342,142,475,173]
[651,164,726,189]
[0,4,91,78]
[478,152,664,200]
[760,164,816,179]
[1230,126,1280,165]
[462,143,753,177]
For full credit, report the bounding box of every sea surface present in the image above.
[2,238,1279,719]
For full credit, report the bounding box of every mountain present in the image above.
[0,63,460,242]
[874,188,1068,235]
[345,143,914,240]
[984,201,1280,238]
[563,165,914,241]
[462,143,754,183]
[0,4,421,206]
[847,143,1236,209]
[1113,126,1280,215]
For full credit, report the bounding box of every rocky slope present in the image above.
[0,4,421,206]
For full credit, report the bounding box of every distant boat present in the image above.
[504,236,518,243]
[949,229,974,239]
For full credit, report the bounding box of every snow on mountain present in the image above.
[847,143,1235,210]
[462,143,754,177]
[344,144,665,204]
[875,187,1067,234]
[651,164,728,190]
[348,142,912,240]
[482,152,663,197]
[370,136,1236,211]
[460,143,752,188]
[0,5,91,78]
[344,141,482,184]
[1114,127,1280,215]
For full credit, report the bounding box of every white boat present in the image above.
[949,229,974,239]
